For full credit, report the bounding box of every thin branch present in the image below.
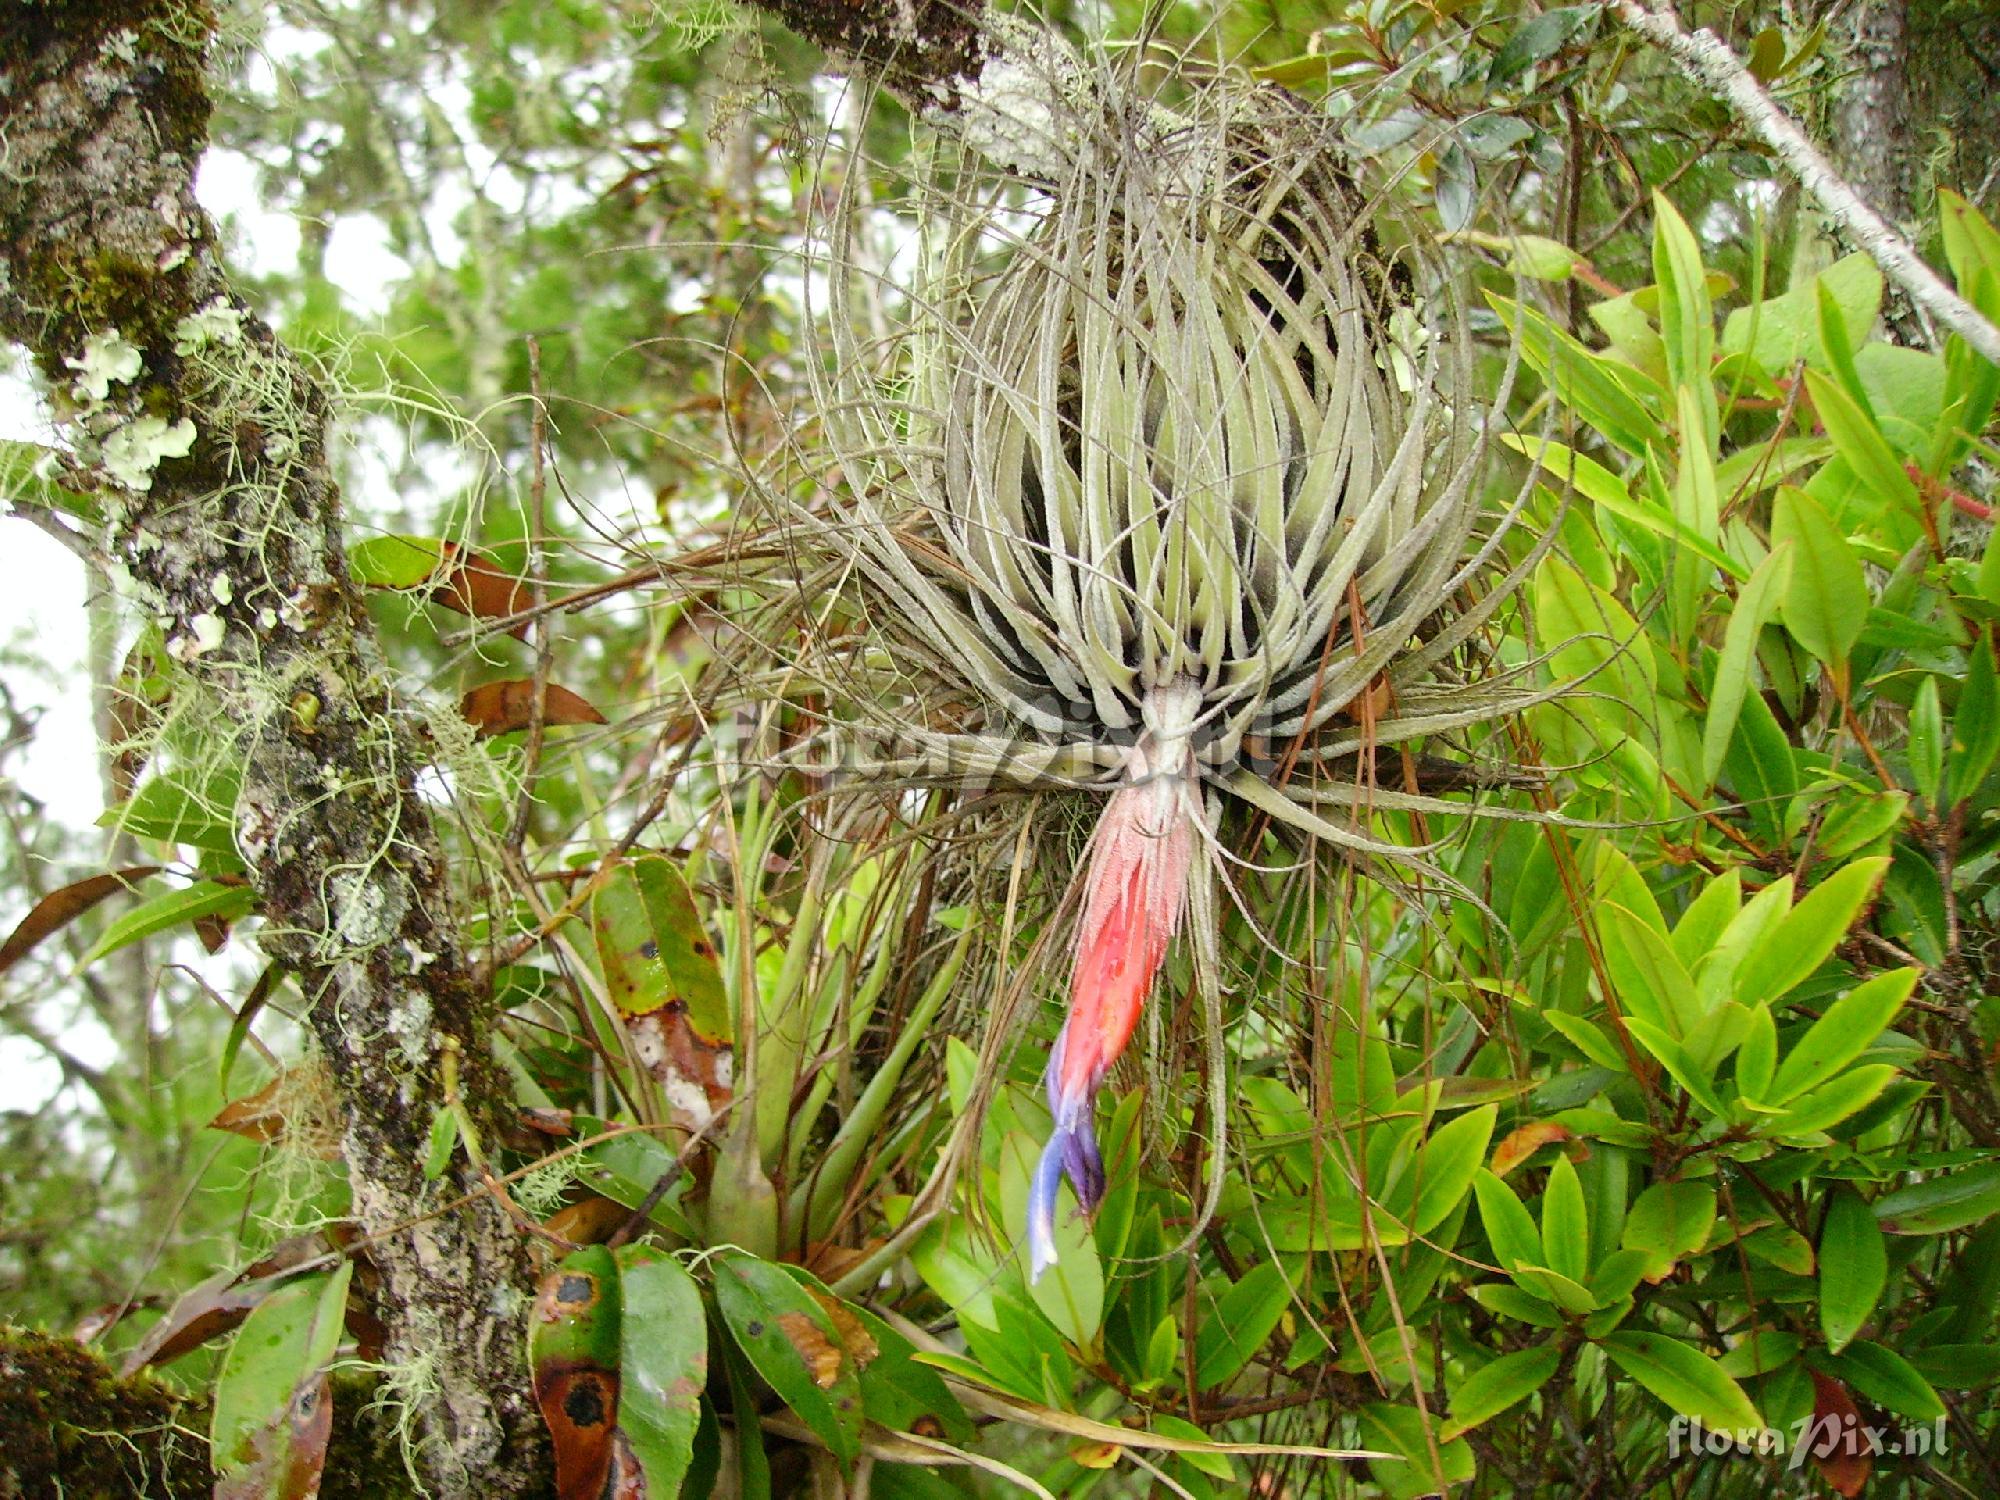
[1612,0,2000,367]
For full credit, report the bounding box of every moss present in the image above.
[0,1327,426,1499]
[0,1325,213,1498]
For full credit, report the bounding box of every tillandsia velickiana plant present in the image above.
[763,65,1560,1277]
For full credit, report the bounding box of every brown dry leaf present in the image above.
[802,1239,880,1286]
[437,542,531,637]
[1806,1372,1873,1497]
[209,1065,342,1158]
[459,679,608,739]
[1490,1122,1575,1178]
[777,1311,845,1390]
[0,867,162,975]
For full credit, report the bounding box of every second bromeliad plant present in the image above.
[759,70,1551,1270]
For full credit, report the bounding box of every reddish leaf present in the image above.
[1806,1371,1874,1497]
[437,542,531,635]
[1491,1121,1575,1178]
[606,1430,646,1500]
[209,1069,339,1156]
[538,1366,619,1500]
[542,1195,632,1249]
[0,867,162,975]
[531,1251,622,1500]
[194,910,235,953]
[458,679,608,738]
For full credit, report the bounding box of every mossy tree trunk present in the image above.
[0,5,547,1494]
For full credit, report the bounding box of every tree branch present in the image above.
[0,6,546,1492]
[1612,0,2000,368]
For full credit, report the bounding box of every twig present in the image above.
[507,335,553,854]
[1611,0,2000,367]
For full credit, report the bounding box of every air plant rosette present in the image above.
[777,75,1554,1279]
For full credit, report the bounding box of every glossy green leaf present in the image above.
[1949,637,2000,803]
[1819,1189,1886,1354]
[1703,545,1792,786]
[1193,1263,1291,1389]
[347,534,450,587]
[1875,1163,2000,1235]
[1910,677,1945,806]
[1623,1182,1716,1279]
[1411,1105,1498,1235]
[1814,1341,1946,1422]
[1767,967,1914,1102]
[1599,1331,1762,1436]
[211,1262,352,1500]
[1770,485,1868,681]
[1439,1344,1562,1442]
[616,1246,706,1496]
[1540,1155,1590,1283]
[1734,858,1890,1009]
[77,879,257,969]
[1474,1169,1543,1273]
[1765,1065,1898,1137]
[712,1251,863,1467]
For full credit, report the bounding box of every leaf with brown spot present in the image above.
[215,1371,333,1500]
[626,1004,732,1127]
[459,679,608,738]
[531,1246,622,1500]
[777,1311,845,1390]
[1806,1371,1873,1497]
[806,1287,878,1372]
[1490,1121,1575,1178]
[0,867,162,976]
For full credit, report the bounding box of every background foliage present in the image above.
[3,0,2000,1494]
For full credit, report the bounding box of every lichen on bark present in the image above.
[0,6,547,1494]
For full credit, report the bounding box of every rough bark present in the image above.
[0,6,546,1495]
[1823,0,1917,228]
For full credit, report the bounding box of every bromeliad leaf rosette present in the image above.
[775,77,1547,1276]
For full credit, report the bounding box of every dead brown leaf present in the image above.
[0,867,162,976]
[459,679,608,738]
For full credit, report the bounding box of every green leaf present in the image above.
[1490,295,1667,457]
[1875,1164,2000,1235]
[1940,189,2000,322]
[1356,1403,1476,1500]
[1439,1344,1562,1441]
[76,879,257,968]
[211,1263,352,1498]
[1510,1264,1599,1314]
[1193,1263,1291,1389]
[712,1251,863,1468]
[1623,1018,1726,1117]
[1411,1105,1498,1235]
[1949,637,2000,803]
[845,1304,971,1443]
[1721,254,1881,375]
[1539,1155,1590,1283]
[1733,858,1890,1008]
[1599,1331,1762,1436]
[1703,546,1792,786]
[103,765,241,856]
[347,534,449,588]
[1910,677,1945,806]
[1819,1189,1887,1354]
[1654,192,1718,451]
[1623,1182,1716,1279]
[1909,1344,2000,1389]
[1813,1341,1946,1421]
[1487,5,1597,85]
[616,1246,706,1496]
[1804,369,1925,539]
[1765,1065,1898,1137]
[1599,903,1698,1037]
[998,1126,1104,1349]
[1770,485,1869,683]
[1474,1169,1543,1272]
[591,855,728,1039]
[1767,967,1914,1102]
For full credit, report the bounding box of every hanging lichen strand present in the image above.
[797,75,1538,1277]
